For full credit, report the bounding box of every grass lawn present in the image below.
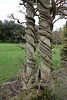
[0,43,25,86]
[0,43,62,86]
[52,45,62,69]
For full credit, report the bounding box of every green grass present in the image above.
[0,43,25,86]
[52,45,62,69]
[0,43,62,86]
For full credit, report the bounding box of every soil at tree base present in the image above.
[0,68,67,100]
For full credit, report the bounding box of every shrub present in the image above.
[60,22,67,67]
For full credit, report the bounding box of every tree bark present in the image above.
[37,0,53,79]
[25,0,36,76]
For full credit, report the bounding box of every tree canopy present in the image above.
[0,20,26,42]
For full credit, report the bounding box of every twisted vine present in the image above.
[25,0,36,75]
[37,0,56,79]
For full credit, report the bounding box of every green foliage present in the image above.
[60,24,67,63]
[52,31,61,44]
[60,25,67,46]
[0,20,26,42]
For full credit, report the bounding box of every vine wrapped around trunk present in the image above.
[25,0,36,76]
[37,0,55,79]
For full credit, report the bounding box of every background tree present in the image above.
[0,20,26,42]
[0,20,6,42]
[60,21,67,67]
[52,30,61,45]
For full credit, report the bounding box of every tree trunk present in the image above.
[25,0,36,76]
[37,0,53,79]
